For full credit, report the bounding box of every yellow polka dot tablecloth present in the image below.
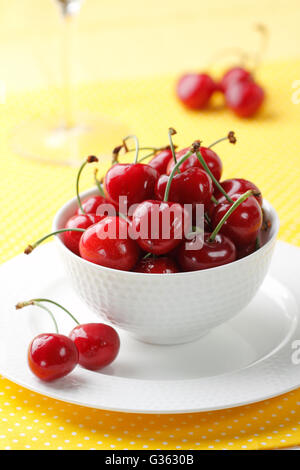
[1,59,300,450]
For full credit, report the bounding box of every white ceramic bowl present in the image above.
[53,187,279,345]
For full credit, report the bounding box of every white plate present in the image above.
[0,241,300,413]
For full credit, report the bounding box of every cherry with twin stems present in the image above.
[177,190,258,271]
[176,73,216,110]
[166,131,236,181]
[16,300,78,382]
[104,135,159,207]
[155,128,213,207]
[16,298,120,377]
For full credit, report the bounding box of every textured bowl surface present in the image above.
[53,188,279,345]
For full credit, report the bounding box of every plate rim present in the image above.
[0,240,300,414]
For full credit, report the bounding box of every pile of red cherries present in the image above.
[176,66,265,118]
[26,130,270,275]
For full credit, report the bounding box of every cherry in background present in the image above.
[219,66,252,92]
[225,80,265,118]
[176,73,216,110]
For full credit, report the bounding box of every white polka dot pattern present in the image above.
[0,59,300,449]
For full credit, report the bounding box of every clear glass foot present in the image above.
[12,113,130,166]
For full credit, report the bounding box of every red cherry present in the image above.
[104,163,159,207]
[131,200,191,255]
[213,178,263,207]
[79,216,140,270]
[166,146,223,181]
[236,240,257,259]
[28,333,78,382]
[176,73,216,109]
[64,214,102,256]
[220,67,252,92]
[225,80,265,117]
[69,323,120,371]
[76,195,118,216]
[155,167,213,206]
[211,195,263,247]
[148,148,174,175]
[133,256,179,274]
[177,232,237,271]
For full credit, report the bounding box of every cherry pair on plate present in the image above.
[16,299,120,382]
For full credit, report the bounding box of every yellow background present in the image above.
[0,0,300,450]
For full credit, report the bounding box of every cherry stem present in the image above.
[208,131,236,149]
[138,150,158,163]
[253,24,268,72]
[24,228,86,254]
[128,146,160,153]
[195,149,233,203]
[122,135,140,164]
[211,195,218,205]
[138,145,176,164]
[207,47,251,69]
[24,298,80,325]
[209,190,254,242]
[168,128,178,169]
[255,236,260,251]
[76,155,99,214]
[163,148,194,202]
[16,300,59,334]
[94,169,105,196]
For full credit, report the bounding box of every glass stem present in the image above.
[61,10,76,129]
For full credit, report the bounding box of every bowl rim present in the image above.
[52,186,280,278]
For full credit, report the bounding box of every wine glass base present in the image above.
[12,113,130,166]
